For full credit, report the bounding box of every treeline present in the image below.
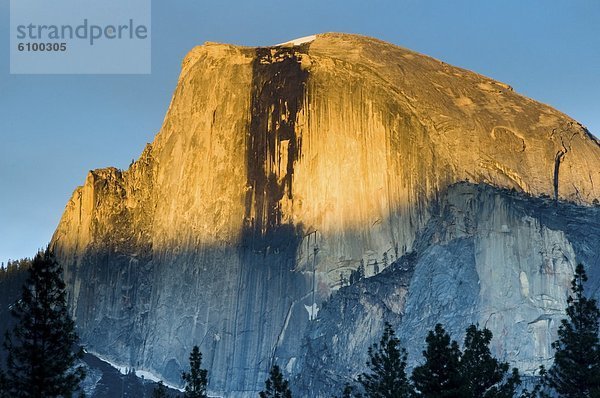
[1,248,598,397]
[339,263,600,397]
[161,263,600,398]
[0,258,31,276]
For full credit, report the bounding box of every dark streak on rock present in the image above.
[554,149,567,202]
[243,44,309,249]
[231,46,312,390]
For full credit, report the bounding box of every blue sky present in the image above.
[1,0,599,264]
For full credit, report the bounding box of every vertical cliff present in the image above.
[297,183,600,396]
[50,33,600,397]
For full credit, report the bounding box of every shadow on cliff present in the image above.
[292,182,600,397]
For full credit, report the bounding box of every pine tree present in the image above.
[340,384,357,398]
[3,249,85,397]
[340,272,349,287]
[519,366,549,398]
[0,370,7,398]
[357,261,365,280]
[181,346,208,398]
[333,383,359,398]
[350,262,366,285]
[152,381,169,398]
[412,324,464,398]
[259,365,292,398]
[546,263,600,397]
[460,325,521,397]
[358,322,412,397]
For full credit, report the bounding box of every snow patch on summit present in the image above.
[275,35,316,46]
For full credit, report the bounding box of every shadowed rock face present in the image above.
[50,33,600,397]
[296,183,600,396]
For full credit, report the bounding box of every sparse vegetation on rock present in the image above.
[259,365,292,398]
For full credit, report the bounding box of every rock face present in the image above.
[297,183,600,395]
[50,33,600,397]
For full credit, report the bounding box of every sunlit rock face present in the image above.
[50,33,600,397]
